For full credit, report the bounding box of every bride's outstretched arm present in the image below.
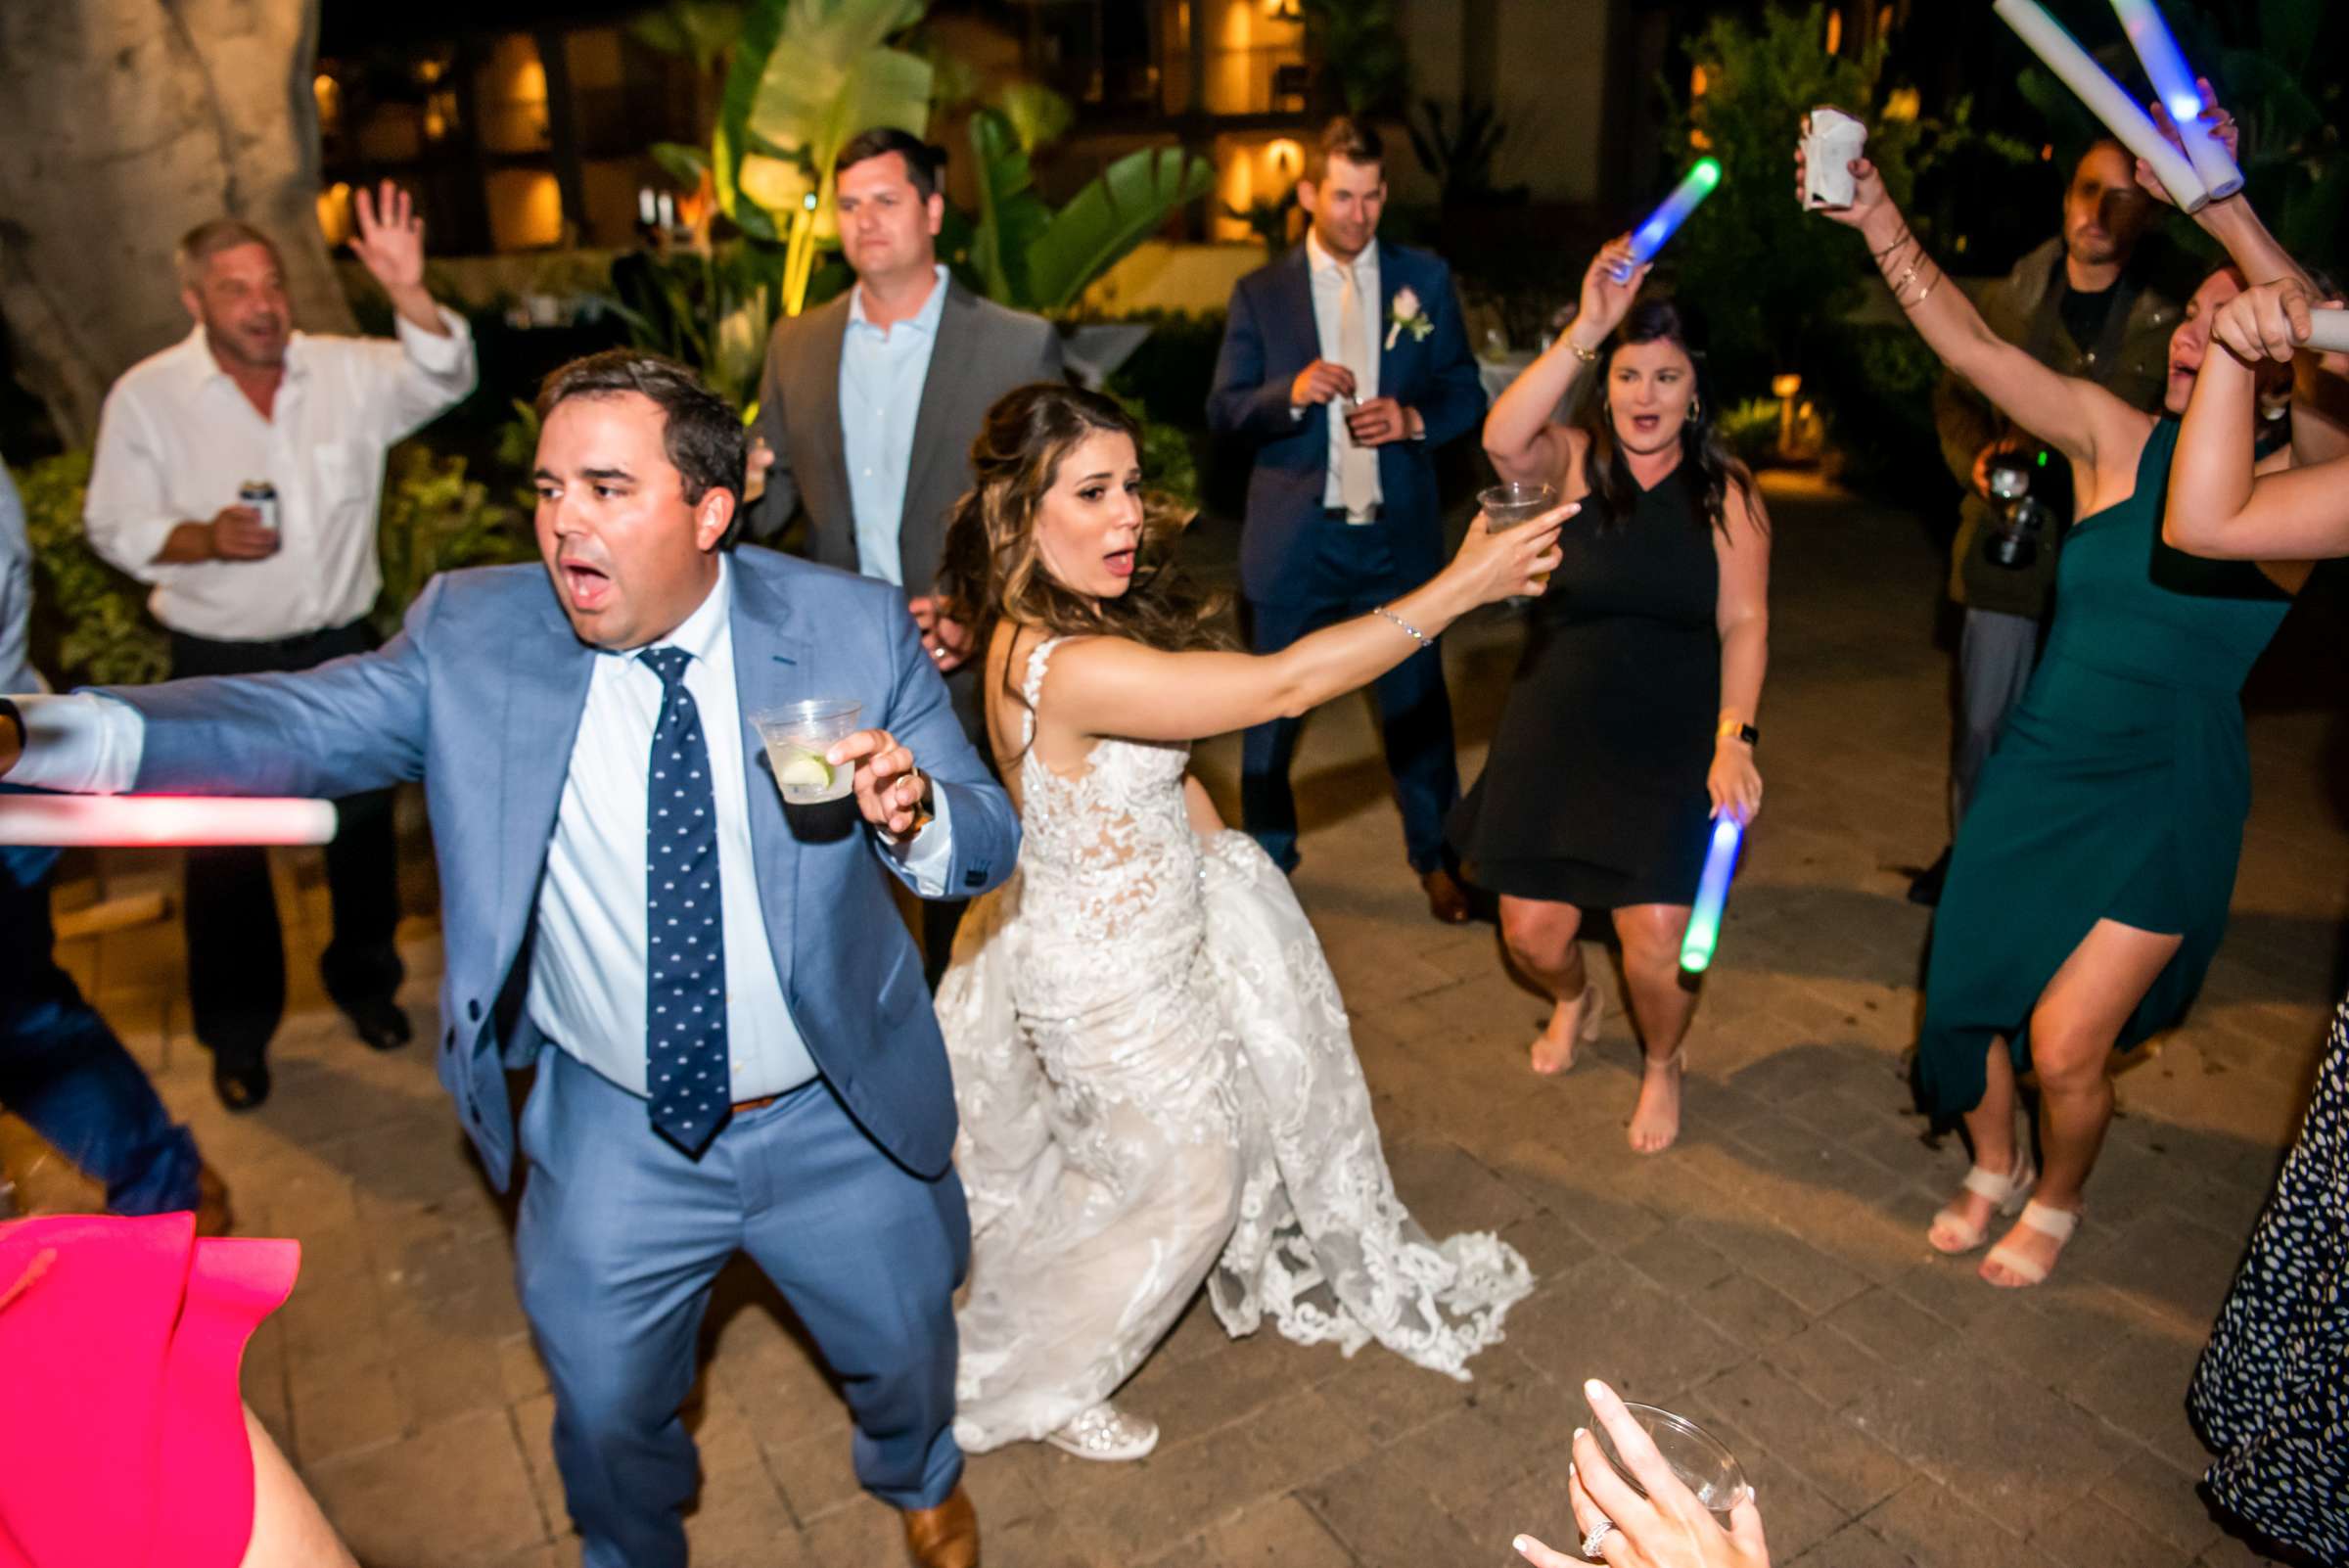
[1039,502,1569,745]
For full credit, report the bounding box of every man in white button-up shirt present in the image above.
[81,183,476,1108]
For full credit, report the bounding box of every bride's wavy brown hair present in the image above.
[938,385,1226,689]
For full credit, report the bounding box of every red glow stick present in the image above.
[0,796,338,847]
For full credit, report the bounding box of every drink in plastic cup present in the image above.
[1803,106,1868,209]
[751,700,861,805]
[1589,1402,1754,1515]
[1480,480,1559,588]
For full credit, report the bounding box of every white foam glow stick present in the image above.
[2303,312,2349,354]
[0,796,338,847]
[1995,0,2207,212]
[2110,0,2241,201]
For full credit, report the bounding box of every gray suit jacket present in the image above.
[745,279,1064,596]
[100,549,1021,1188]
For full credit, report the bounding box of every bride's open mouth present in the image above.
[1103,547,1136,578]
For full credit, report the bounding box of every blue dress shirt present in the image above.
[839,265,949,587]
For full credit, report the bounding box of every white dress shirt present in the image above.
[1305,230,1383,514]
[839,265,949,587]
[83,311,477,641]
[8,556,954,1104]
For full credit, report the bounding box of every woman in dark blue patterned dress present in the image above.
[2165,271,2349,1566]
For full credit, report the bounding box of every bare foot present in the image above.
[1627,1051,1683,1153]
[1530,986,1599,1075]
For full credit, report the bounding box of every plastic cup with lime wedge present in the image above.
[752,700,861,805]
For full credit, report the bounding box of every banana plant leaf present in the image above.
[713,0,929,241]
[967,108,1052,306]
[1023,147,1215,314]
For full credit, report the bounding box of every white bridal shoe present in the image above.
[1045,1402,1160,1461]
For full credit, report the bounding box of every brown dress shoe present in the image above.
[192,1164,234,1237]
[902,1483,979,1568]
[1420,866,1471,924]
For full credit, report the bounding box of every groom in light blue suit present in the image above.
[0,351,1016,1568]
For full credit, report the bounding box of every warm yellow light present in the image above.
[2040,143,2053,161]
[1690,65,1709,98]
[1689,128,1713,151]
[1824,9,1843,53]
[1266,138,1301,175]
[1883,87,1920,122]
[487,168,564,250]
[1772,374,1803,399]
[316,181,354,247]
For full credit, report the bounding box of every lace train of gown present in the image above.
[939,638,1534,1453]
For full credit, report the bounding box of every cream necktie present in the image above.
[1336,261,1377,518]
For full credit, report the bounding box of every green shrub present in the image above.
[20,451,166,687]
[371,444,538,641]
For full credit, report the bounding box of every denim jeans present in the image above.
[1,844,204,1215]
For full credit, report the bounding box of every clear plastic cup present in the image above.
[1480,480,1560,589]
[1589,1403,1754,1515]
[751,700,862,805]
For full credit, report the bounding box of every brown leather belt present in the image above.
[731,1094,780,1116]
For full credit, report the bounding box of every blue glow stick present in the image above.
[2109,0,2241,201]
[1612,159,1722,281]
[1679,815,1745,973]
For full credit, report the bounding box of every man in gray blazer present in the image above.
[745,127,1059,981]
[1,351,1017,1568]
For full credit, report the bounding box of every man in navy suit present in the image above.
[1208,116,1488,923]
[0,352,1015,1568]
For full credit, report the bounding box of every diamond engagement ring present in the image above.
[1580,1520,1616,1559]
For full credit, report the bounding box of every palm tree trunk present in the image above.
[0,0,354,445]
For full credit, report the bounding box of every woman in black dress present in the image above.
[1451,241,1770,1154]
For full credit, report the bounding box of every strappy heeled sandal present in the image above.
[1981,1200,2081,1288]
[1927,1147,2036,1255]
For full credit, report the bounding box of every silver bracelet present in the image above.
[1374,606,1431,647]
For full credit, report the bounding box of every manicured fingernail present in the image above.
[1573,1426,1588,1441]
[1512,1537,1531,1553]
[1585,1378,1604,1397]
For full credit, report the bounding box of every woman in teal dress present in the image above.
[1799,107,2325,1288]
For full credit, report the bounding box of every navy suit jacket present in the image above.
[1206,241,1486,605]
[101,549,1020,1188]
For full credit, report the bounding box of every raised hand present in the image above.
[1516,1378,1771,1568]
[2139,77,2239,209]
[1794,119,1887,231]
[349,180,428,293]
[906,596,973,673]
[1574,235,1648,345]
[2211,277,2328,365]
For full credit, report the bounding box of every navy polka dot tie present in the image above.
[639,647,730,1157]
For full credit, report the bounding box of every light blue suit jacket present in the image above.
[102,547,1019,1188]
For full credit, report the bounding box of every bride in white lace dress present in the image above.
[932,386,1565,1462]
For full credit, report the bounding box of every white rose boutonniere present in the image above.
[1385,286,1433,350]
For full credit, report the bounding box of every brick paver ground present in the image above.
[8,472,2341,1567]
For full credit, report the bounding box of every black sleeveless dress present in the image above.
[1450,464,1721,908]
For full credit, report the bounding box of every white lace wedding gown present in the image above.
[938,637,1534,1453]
